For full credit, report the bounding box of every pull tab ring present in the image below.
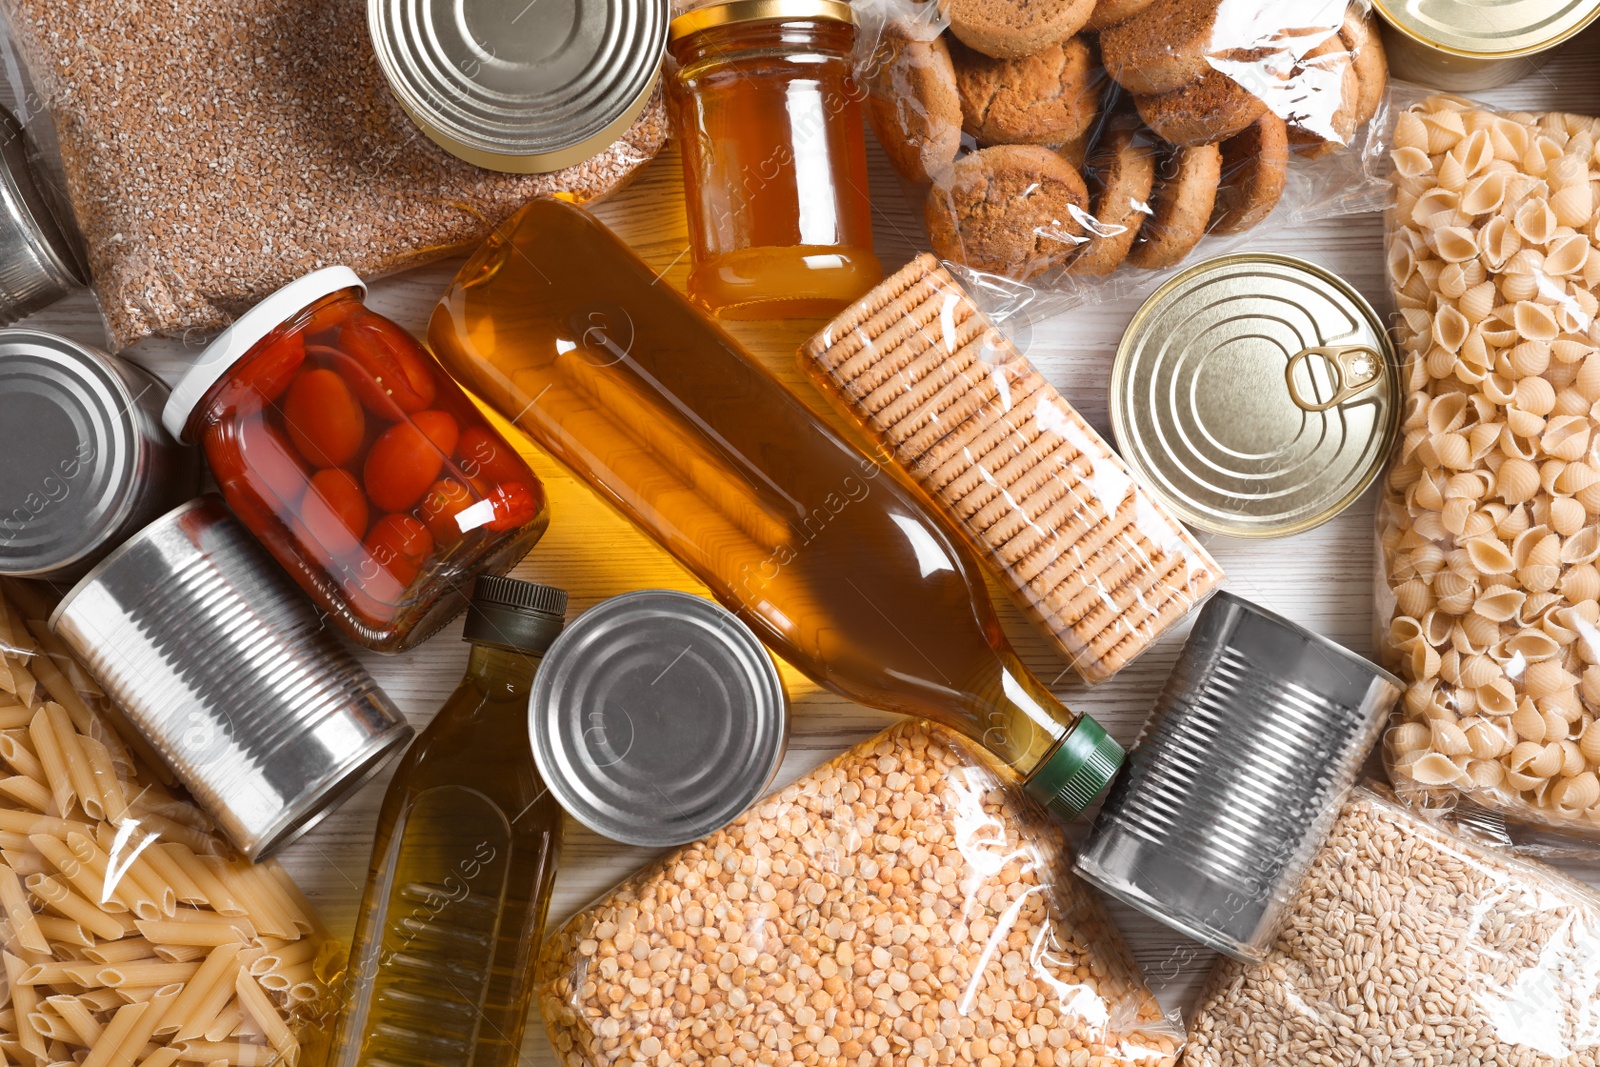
[1285,345,1386,413]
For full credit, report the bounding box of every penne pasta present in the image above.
[27,708,76,821]
[44,704,102,823]
[0,866,47,954]
[78,1000,151,1067]
[98,960,203,989]
[27,875,125,941]
[4,952,46,1061]
[162,944,241,1040]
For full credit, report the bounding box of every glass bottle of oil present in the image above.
[427,197,1123,822]
[330,575,565,1067]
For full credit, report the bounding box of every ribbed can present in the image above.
[1075,591,1400,961]
[0,107,89,322]
[50,496,414,860]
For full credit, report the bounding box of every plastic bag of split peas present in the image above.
[0,580,341,1066]
[537,720,1184,1067]
[1376,96,1600,843]
[852,0,1392,321]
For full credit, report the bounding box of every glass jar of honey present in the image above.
[668,0,881,319]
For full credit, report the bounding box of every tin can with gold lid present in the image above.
[1110,253,1398,539]
[367,0,669,173]
[1372,0,1600,90]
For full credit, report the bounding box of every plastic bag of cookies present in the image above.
[855,0,1390,316]
[1376,95,1600,841]
[801,254,1222,684]
[537,719,1184,1067]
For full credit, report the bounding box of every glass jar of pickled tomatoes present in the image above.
[668,0,881,319]
[163,267,548,653]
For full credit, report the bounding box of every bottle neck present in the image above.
[464,642,545,694]
[965,652,1079,777]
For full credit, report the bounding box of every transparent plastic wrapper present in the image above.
[537,720,1183,1067]
[1375,96,1600,839]
[0,0,667,351]
[1184,785,1600,1066]
[0,579,341,1066]
[800,254,1223,684]
[855,0,1392,321]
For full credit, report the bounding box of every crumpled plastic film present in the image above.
[538,719,1183,1067]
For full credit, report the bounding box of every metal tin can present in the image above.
[1075,592,1400,962]
[0,329,199,581]
[1111,253,1398,539]
[51,496,414,860]
[529,589,788,847]
[367,0,669,173]
[0,107,89,323]
[1373,0,1600,90]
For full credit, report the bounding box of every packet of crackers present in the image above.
[801,254,1222,684]
[1375,96,1600,845]
[0,579,341,1066]
[855,0,1392,318]
[538,719,1185,1067]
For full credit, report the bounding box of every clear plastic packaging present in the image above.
[0,0,666,351]
[800,253,1223,684]
[1184,785,1600,1066]
[854,0,1392,323]
[1375,95,1600,838]
[536,719,1183,1067]
[0,579,341,1066]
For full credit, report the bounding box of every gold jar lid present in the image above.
[1373,0,1600,58]
[669,0,856,41]
[1110,254,1399,539]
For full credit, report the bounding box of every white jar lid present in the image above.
[161,266,367,442]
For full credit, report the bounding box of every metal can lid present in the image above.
[669,0,856,41]
[0,109,89,296]
[529,589,788,847]
[368,0,669,174]
[0,330,147,576]
[1111,253,1399,539]
[1373,0,1600,58]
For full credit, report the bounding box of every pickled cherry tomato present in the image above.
[412,410,460,457]
[210,416,308,507]
[302,469,370,547]
[339,315,437,413]
[298,295,357,342]
[420,478,475,546]
[364,422,445,512]
[455,425,530,486]
[240,334,306,405]
[364,514,433,587]
[485,480,541,532]
[282,369,365,468]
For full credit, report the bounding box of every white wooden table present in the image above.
[18,28,1600,1060]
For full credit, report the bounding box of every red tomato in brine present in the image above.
[420,478,475,547]
[411,410,460,457]
[363,514,433,588]
[299,295,358,342]
[241,333,307,404]
[209,415,309,509]
[455,425,531,486]
[338,315,437,413]
[485,480,541,532]
[302,469,370,550]
[364,422,445,512]
[282,369,365,468]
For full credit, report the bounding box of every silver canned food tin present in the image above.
[0,107,88,323]
[1075,591,1400,962]
[530,589,787,847]
[0,329,198,581]
[1373,0,1600,90]
[51,497,414,860]
[1111,253,1398,539]
[368,0,669,173]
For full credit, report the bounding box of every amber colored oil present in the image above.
[330,643,561,1067]
[428,197,1078,778]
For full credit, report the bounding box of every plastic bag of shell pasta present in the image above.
[0,579,342,1066]
[1376,95,1600,843]
[537,719,1183,1067]
[853,0,1392,324]
[1184,785,1600,1067]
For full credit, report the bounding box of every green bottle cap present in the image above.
[1023,716,1124,820]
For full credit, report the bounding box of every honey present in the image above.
[668,0,881,319]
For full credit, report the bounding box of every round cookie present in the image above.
[865,21,964,183]
[943,0,1095,59]
[925,144,1091,279]
[1340,8,1388,131]
[1134,67,1268,147]
[1125,143,1221,270]
[1085,0,1159,30]
[1210,111,1289,235]
[1068,125,1158,276]
[1100,0,1221,95]
[1287,34,1357,157]
[950,35,1101,146]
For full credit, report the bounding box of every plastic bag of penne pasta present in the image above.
[1376,95,1600,842]
[0,579,340,1066]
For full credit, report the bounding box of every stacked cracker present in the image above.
[801,255,1222,682]
[867,0,1388,281]
[0,581,332,1066]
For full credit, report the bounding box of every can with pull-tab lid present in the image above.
[1372,0,1600,90]
[1111,253,1399,539]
